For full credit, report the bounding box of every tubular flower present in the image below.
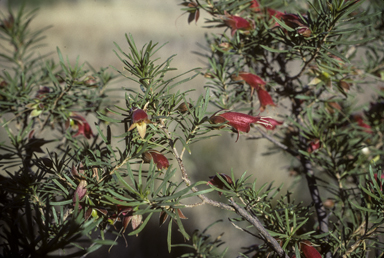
[234,72,276,111]
[267,8,284,20]
[236,72,266,90]
[257,117,283,130]
[256,87,276,112]
[249,0,261,12]
[128,108,151,139]
[66,113,94,139]
[142,150,169,170]
[353,114,372,134]
[300,241,322,258]
[209,112,282,141]
[220,11,254,37]
[280,14,311,37]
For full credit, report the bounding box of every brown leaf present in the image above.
[122,215,132,233]
[131,215,142,231]
[85,208,93,221]
[159,211,169,226]
[177,209,188,219]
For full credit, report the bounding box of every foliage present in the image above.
[0,0,383,257]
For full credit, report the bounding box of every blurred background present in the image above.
[1,0,298,257]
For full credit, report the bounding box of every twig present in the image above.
[99,154,131,182]
[37,84,72,136]
[343,225,380,258]
[160,122,234,211]
[251,127,299,157]
[229,198,289,258]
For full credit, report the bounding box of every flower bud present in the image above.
[176,102,192,113]
[207,174,233,195]
[280,14,311,37]
[142,150,169,170]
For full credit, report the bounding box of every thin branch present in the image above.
[99,154,131,182]
[301,156,328,233]
[160,121,235,211]
[293,97,331,257]
[343,225,380,258]
[229,198,289,258]
[250,127,299,157]
[37,84,72,136]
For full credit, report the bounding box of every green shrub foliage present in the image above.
[0,0,383,257]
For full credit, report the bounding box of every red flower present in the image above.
[257,117,283,130]
[128,108,151,139]
[300,241,322,258]
[66,113,94,139]
[267,8,284,20]
[220,11,254,37]
[256,88,276,112]
[307,139,321,153]
[142,150,169,170]
[280,14,311,37]
[209,111,282,141]
[207,174,233,195]
[234,72,276,111]
[237,72,266,90]
[249,0,261,12]
[353,114,372,134]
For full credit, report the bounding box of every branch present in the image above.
[250,127,299,157]
[343,225,380,258]
[99,154,131,182]
[160,122,234,212]
[299,138,332,258]
[293,100,331,257]
[300,156,328,233]
[229,198,290,258]
[37,84,72,136]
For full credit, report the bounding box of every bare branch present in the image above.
[229,198,289,258]
[160,121,235,212]
[250,127,299,157]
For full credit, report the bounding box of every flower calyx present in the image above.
[66,112,94,139]
[128,107,151,139]
[142,150,169,170]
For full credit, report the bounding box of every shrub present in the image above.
[0,1,383,257]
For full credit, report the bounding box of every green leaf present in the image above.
[115,171,139,195]
[167,219,172,253]
[50,199,72,206]
[350,201,376,213]
[52,179,69,195]
[260,45,288,53]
